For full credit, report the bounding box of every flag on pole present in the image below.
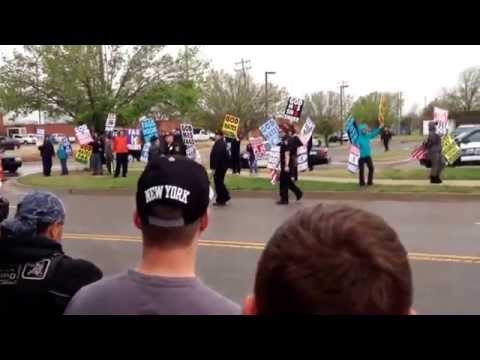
[378,95,386,126]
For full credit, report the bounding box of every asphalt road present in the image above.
[3,173,480,315]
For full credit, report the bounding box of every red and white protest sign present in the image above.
[249,137,267,160]
[347,145,360,173]
[75,125,93,145]
[433,107,448,135]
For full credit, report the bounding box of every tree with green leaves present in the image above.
[350,92,401,128]
[303,91,353,146]
[197,69,288,136]
[0,45,207,130]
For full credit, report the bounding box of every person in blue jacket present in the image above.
[356,122,384,186]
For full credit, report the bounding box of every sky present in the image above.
[2,45,480,115]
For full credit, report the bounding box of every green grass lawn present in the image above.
[301,166,480,181]
[371,148,410,162]
[18,171,480,194]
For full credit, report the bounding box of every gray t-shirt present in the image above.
[64,269,241,315]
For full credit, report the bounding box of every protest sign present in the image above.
[347,145,360,173]
[127,129,142,150]
[105,113,116,132]
[250,137,267,160]
[297,146,308,172]
[284,97,304,122]
[75,144,93,164]
[36,128,45,144]
[222,114,240,139]
[267,146,281,171]
[344,116,359,145]
[62,137,73,155]
[378,95,386,126]
[140,142,151,163]
[442,134,461,165]
[141,118,158,143]
[75,125,93,145]
[298,117,316,145]
[259,118,281,147]
[180,124,196,147]
[434,107,449,135]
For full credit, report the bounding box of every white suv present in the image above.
[13,134,37,145]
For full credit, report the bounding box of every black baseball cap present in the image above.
[136,155,213,227]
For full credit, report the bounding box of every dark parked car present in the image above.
[1,156,22,173]
[0,136,21,150]
[309,138,330,165]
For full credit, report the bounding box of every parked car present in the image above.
[454,128,480,164]
[329,132,349,143]
[452,124,480,139]
[1,156,22,173]
[309,137,330,165]
[193,128,213,142]
[13,133,37,145]
[50,133,66,144]
[0,136,21,150]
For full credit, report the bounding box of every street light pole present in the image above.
[265,71,276,118]
[339,81,349,145]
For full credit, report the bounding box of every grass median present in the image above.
[17,170,480,194]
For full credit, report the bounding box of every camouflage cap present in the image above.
[16,191,66,225]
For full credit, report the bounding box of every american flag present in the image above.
[410,145,427,160]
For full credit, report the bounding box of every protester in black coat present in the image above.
[229,138,241,174]
[38,137,55,176]
[381,127,393,151]
[210,131,231,206]
[0,192,102,315]
[277,131,303,205]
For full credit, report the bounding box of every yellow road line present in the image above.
[63,232,480,265]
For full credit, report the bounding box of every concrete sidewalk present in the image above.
[239,172,480,187]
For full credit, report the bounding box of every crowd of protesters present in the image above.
[10,117,452,315]
[0,153,415,315]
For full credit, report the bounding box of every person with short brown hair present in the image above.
[65,156,239,315]
[244,204,414,315]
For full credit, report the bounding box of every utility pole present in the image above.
[235,58,251,85]
[265,71,276,118]
[339,81,349,145]
[398,92,402,134]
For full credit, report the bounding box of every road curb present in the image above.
[10,184,480,202]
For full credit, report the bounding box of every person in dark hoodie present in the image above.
[210,131,231,206]
[424,121,444,184]
[38,136,55,176]
[0,192,102,315]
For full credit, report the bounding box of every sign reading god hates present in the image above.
[284,97,304,122]
[180,124,195,147]
[75,144,93,164]
[222,114,240,139]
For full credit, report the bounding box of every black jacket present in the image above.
[0,234,102,315]
[39,142,55,159]
[210,139,229,171]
